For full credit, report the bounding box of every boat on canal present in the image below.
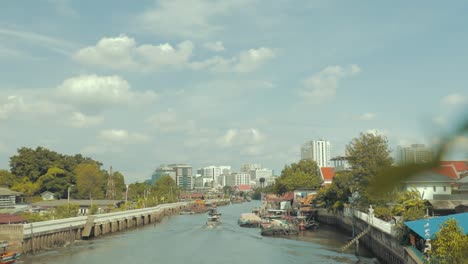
[0,241,20,264]
[206,215,221,227]
[208,206,221,216]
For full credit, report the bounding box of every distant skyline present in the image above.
[0,1,467,182]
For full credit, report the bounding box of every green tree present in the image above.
[432,218,468,264]
[75,163,106,199]
[11,178,40,196]
[128,182,148,200]
[0,170,18,187]
[54,203,80,218]
[151,176,179,204]
[274,160,322,194]
[37,167,73,198]
[393,189,426,221]
[316,170,353,208]
[9,147,62,182]
[346,132,393,204]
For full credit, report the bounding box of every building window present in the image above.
[433,186,436,192]
[443,186,447,192]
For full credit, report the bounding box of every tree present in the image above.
[432,218,468,264]
[9,147,62,182]
[37,167,73,198]
[75,163,106,199]
[274,160,322,194]
[346,132,393,203]
[151,176,179,204]
[393,189,426,221]
[54,203,80,219]
[11,178,40,196]
[0,170,18,187]
[316,170,353,209]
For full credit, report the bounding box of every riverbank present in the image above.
[316,209,419,264]
[0,199,230,255]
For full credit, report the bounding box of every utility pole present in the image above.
[106,166,116,200]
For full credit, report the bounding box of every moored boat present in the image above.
[238,213,262,228]
[0,241,20,264]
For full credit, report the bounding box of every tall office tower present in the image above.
[167,164,193,190]
[396,144,434,165]
[301,140,331,167]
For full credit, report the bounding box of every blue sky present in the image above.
[0,0,467,182]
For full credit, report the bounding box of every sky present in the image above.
[0,0,467,183]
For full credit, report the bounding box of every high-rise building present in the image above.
[149,165,177,185]
[396,144,434,165]
[249,168,273,180]
[225,173,251,187]
[301,140,331,167]
[240,163,262,173]
[197,166,231,187]
[330,156,350,172]
[167,164,193,190]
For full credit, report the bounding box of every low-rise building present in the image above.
[403,171,454,200]
[319,167,335,186]
[0,187,22,208]
[40,191,55,201]
[225,173,251,187]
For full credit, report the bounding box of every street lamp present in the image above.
[68,185,74,215]
[125,184,129,205]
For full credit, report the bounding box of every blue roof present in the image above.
[404,213,468,238]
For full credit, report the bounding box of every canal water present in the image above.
[21,201,379,264]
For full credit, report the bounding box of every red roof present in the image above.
[433,165,458,179]
[320,167,335,181]
[238,185,252,191]
[441,161,468,172]
[0,214,27,224]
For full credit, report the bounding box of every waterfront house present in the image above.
[404,212,468,255]
[40,191,56,201]
[402,171,454,200]
[0,187,23,208]
[32,199,125,215]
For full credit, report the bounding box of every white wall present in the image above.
[405,183,451,200]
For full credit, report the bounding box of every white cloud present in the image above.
[73,35,193,71]
[70,112,103,128]
[216,128,265,147]
[191,47,276,72]
[135,0,249,38]
[99,129,150,144]
[146,110,195,133]
[357,112,376,121]
[442,93,466,106]
[300,64,361,104]
[204,41,225,52]
[74,35,273,73]
[56,74,157,110]
[365,128,387,136]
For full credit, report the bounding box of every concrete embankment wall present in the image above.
[316,209,420,264]
[0,199,229,255]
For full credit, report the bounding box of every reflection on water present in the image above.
[21,201,379,264]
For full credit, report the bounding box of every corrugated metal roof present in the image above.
[404,212,468,238]
[0,187,22,196]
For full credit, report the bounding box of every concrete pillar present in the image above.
[94,224,101,237]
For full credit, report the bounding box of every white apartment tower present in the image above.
[301,140,331,167]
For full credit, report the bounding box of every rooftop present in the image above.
[0,187,22,196]
[433,165,459,179]
[320,167,335,181]
[404,212,468,238]
[440,161,468,172]
[0,213,27,224]
[404,171,454,183]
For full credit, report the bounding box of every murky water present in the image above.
[20,202,379,264]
